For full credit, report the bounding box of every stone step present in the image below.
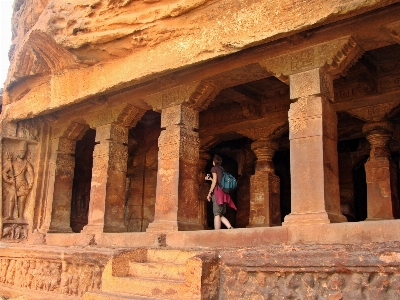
[102,275,187,299]
[82,291,163,300]
[129,261,186,281]
[145,249,199,264]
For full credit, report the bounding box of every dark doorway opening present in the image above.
[70,128,96,232]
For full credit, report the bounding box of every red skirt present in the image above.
[214,186,237,210]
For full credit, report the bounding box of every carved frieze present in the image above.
[260,36,364,82]
[379,74,400,93]
[161,104,199,129]
[1,223,28,240]
[334,76,377,102]
[347,101,400,122]
[145,82,199,111]
[0,258,103,296]
[17,119,40,141]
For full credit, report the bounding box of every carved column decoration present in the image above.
[248,140,281,227]
[363,121,399,220]
[284,68,347,226]
[198,150,211,229]
[147,104,201,232]
[83,124,128,233]
[237,123,286,228]
[46,137,76,233]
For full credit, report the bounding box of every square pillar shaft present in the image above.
[365,158,399,219]
[46,137,75,233]
[147,104,201,232]
[284,68,346,226]
[83,124,128,233]
[249,172,280,227]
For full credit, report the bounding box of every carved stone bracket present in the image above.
[259,36,364,84]
[385,20,400,44]
[237,122,288,141]
[145,80,221,112]
[7,30,80,85]
[199,136,223,151]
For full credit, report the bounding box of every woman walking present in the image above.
[205,155,237,230]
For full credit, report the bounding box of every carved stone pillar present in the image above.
[147,104,201,232]
[248,140,281,227]
[284,68,347,226]
[363,121,399,220]
[198,150,211,229]
[46,137,75,233]
[83,124,128,233]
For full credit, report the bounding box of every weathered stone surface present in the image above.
[2,1,400,299]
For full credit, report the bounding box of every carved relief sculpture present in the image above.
[1,141,34,241]
[2,141,34,221]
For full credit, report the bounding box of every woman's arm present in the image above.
[207,172,217,201]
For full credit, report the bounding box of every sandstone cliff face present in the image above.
[7,0,396,85]
[2,0,397,120]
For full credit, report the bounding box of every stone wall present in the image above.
[219,242,400,299]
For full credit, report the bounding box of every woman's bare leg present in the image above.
[221,216,232,229]
[214,215,221,230]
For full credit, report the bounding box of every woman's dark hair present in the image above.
[213,154,222,166]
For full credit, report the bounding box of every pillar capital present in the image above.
[251,140,279,173]
[289,68,334,102]
[363,120,395,159]
[259,36,363,85]
[145,80,220,112]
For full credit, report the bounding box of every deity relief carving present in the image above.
[2,141,34,221]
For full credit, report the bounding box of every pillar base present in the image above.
[47,226,73,233]
[283,211,347,226]
[82,224,104,234]
[177,221,204,231]
[146,220,179,233]
[247,224,275,228]
[366,217,395,221]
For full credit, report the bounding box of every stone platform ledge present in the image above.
[45,232,162,247]
[42,219,400,248]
